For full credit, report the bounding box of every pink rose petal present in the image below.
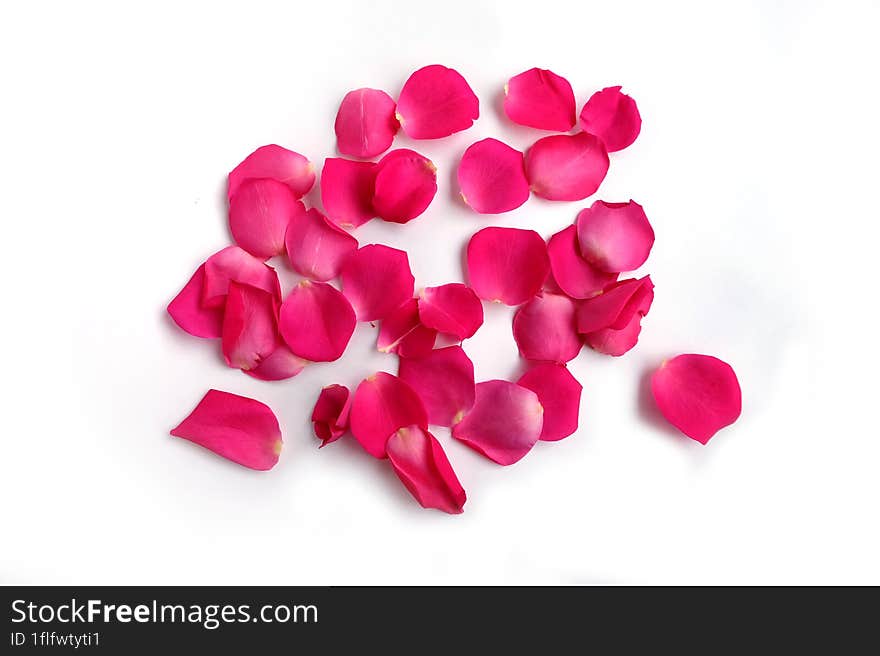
[320,158,377,229]
[466,227,549,305]
[278,280,356,362]
[341,244,415,321]
[457,138,530,214]
[377,298,437,358]
[170,389,282,470]
[227,144,315,201]
[396,64,479,139]
[547,225,618,299]
[334,88,399,159]
[371,148,437,223]
[312,384,351,447]
[524,132,609,201]
[246,345,307,381]
[398,346,476,427]
[575,276,654,335]
[417,283,484,341]
[350,372,429,459]
[386,425,466,514]
[576,200,654,273]
[285,207,358,282]
[512,293,581,363]
[167,264,224,339]
[221,282,278,372]
[202,246,282,309]
[583,311,643,356]
[228,178,304,260]
[517,363,582,441]
[579,86,642,153]
[651,354,742,444]
[503,68,576,131]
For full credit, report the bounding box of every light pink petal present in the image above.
[452,380,543,465]
[221,282,278,372]
[278,281,356,362]
[576,200,654,272]
[547,225,618,299]
[579,86,642,153]
[417,283,484,341]
[335,88,399,159]
[320,158,377,229]
[503,68,576,131]
[575,276,653,334]
[372,149,438,223]
[312,384,351,447]
[246,344,307,381]
[583,311,643,356]
[524,132,609,201]
[350,372,429,459]
[377,298,437,358]
[396,64,479,139]
[341,244,415,321]
[517,363,582,441]
[398,346,476,427]
[651,354,742,444]
[512,293,581,363]
[167,264,224,338]
[228,178,303,260]
[457,138,530,214]
[285,207,358,281]
[387,425,466,514]
[227,144,315,201]
[466,227,549,306]
[170,389,282,470]
[202,246,282,309]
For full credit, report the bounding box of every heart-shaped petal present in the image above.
[320,157,377,229]
[466,227,549,305]
[513,293,581,363]
[579,86,641,152]
[278,281,356,362]
[503,68,576,131]
[524,132,609,201]
[334,88,399,159]
[396,65,479,139]
[341,244,415,321]
[457,138,529,214]
[576,200,654,273]
[417,283,484,341]
[372,149,437,223]
[229,178,303,259]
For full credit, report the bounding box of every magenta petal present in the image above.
[285,207,358,282]
[517,363,582,441]
[221,282,279,371]
[227,144,315,201]
[575,276,654,334]
[457,138,530,214]
[246,344,307,381]
[320,158,377,229]
[387,425,466,514]
[547,225,618,299]
[335,88,399,159]
[466,227,549,305]
[512,293,581,363]
[312,384,351,447]
[167,264,224,338]
[584,311,643,356]
[576,200,654,272]
[579,86,642,153]
[398,346,476,427]
[371,149,437,223]
[377,298,437,358]
[341,244,415,321]
[278,281,356,362]
[651,354,742,444]
[170,389,282,470]
[202,246,282,309]
[350,372,429,459]
[396,65,479,139]
[417,283,484,341]
[503,68,576,131]
[228,178,303,260]
[524,132,609,201]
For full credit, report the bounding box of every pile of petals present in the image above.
[167,65,742,514]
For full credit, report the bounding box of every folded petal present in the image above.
[583,311,643,356]
[320,158,377,229]
[341,244,415,321]
[202,246,282,309]
[512,293,581,363]
[335,88,400,159]
[547,225,618,299]
[452,380,543,465]
[466,227,549,305]
[387,425,466,514]
[285,207,358,281]
[246,344,307,381]
[517,363,582,441]
[170,389,282,470]
[312,384,351,447]
[227,144,315,201]
[524,132,609,201]
[221,282,278,371]
[372,148,437,223]
[167,264,224,338]
[503,68,576,131]
[651,354,742,444]
[396,65,479,139]
[579,86,642,153]
[350,372,429,458]
[417,283,484,341]
[228,178,303,259]
[576,200,654,272]
[398,346,475,427]
[278,280,356,362]
[575,276,654,334]
[377,298,437,358]
[457,138,530,214]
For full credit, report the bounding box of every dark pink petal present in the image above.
[579,86,642,153]
[512,293,581,363]
[167,264,224,338]
[651,354,742,444]
[396,64,479,139]
[201,246,282,309]
[312,384,351,447]
[457,138,529,214]
[246,345,307,381]
[221,282,278,372]
[386,425,466,514]
[170,389,282,470]
[547,225,618,299]
[372,149,437,223]
[228,178,303,260]
[377,298,437,358]
[524,132,609,201]
[341,244,415,321]
[417,283,484,341]
[278,281,356,362]
[334,88,399,159]
[320,158,377,229]
[398,346,475,427]
[452,380,543,465]
[575,276,654,334]
[583,311,643,356]
[227,144,315,201]
[503,68,576,131]
[466,227,549,305]
[576,200,654,272]
[517,363,582,441]
[285,207,358,282]
[350,372,429,459]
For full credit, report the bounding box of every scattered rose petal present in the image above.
[372,149,437,223]
[227,144,315,201]
[503,68,576,131]
[524,132,609,201]
[320,158,377,229]
[221,282,278,372]
[312,384,351,447]
[457,138,529,214]
[246,344,307,381]
[579,86,642,153]
[167,264,224,339]
[350,372,429,459]
[396,64,479,139]
[387,425,466,514]
[546,225,618,299]
[517,363,582,441]
[576,200,654,272]
[466,227,549,305]
[417,283,484,341]
[512,293,581,363]
[285,207,358,282]
[398,346,476,427]
[583,311,643,356]
[228,178,304,260]
[377,298,437,358]
[278,280,356,362]
[341,244,415,321]
[201,246,282,309]
[334,88,399,159]
[575,276,654,335]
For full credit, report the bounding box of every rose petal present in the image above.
[228,178,304,259]
[377,298,437,358]
[167,264,224,338]
[334,88,400,159]
[512,293,581,363]
[517,363,582,441]
[202,246,282,309]
[583,311,643,356]
[320,158,377,229]
[350,372,429,459]
[579,86,642,153]
[452,380,543,465]
[278,280,356,362]
[341,244,415,321]
[576,200,654,273]
[387,425,466,514]
[524,132,609,201]
[170,389,282,470]
[371,149,438,223]
[396,65,479,139]
[285,207,358,281]
[221,282,278,372]
[457,138,530,214]
[575,276,654,334]
[246,344,307,381]
[312,384,351,447]
[651,354,742,444]
[417,283,484,341]
[503,68,576,131]
[227,144,315,201]
[547,225,618,299]
[466,227,549,305]
[398,346,476,427]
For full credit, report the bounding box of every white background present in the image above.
[1,0,878,584]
